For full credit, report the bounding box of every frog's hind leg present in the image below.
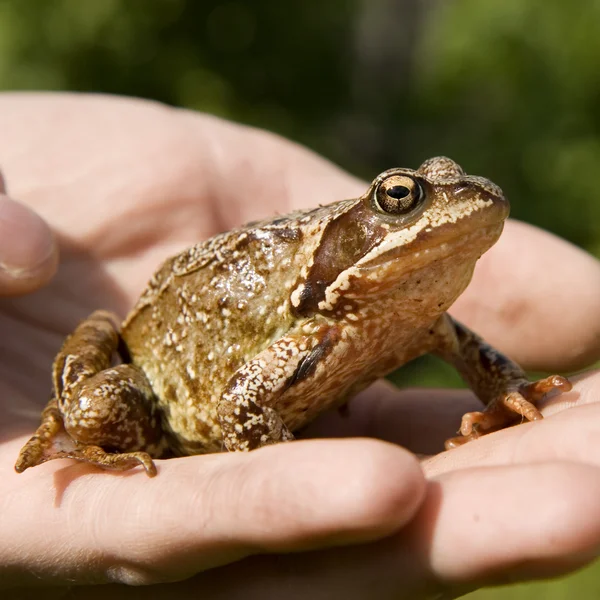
[15,311,165,477]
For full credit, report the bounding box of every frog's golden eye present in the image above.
[374,175,424,215]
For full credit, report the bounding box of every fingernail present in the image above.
[0,195,57,279]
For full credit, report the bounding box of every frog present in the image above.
[15,156,571,477]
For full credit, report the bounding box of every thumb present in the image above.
[0,171,58,295]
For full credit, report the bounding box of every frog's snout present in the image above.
[481,185,510,222]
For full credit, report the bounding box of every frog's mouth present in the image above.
[357,221,505,275]
[357,182,509,271]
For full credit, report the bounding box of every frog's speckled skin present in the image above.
[16,157,571,476]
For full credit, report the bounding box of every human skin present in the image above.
[2,93,600,599]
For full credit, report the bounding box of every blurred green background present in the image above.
[1,0,599,597]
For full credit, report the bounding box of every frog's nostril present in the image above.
[453,185,470,196]
[482,187,508,207]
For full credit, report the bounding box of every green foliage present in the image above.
[467,560,600,599]
[1,0,600,596]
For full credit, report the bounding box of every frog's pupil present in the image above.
[387,185,410,200]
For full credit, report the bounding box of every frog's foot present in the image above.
[42,445,156,476]
[17,438,157,476]
[16,360,165,477]
[15,397,63,473]
[445,375,572,450]
[17,311,167,476]
[15,400,157,477]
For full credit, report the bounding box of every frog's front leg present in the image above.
[16,311,165,477]
[430,314,572,448]
[218,327,336,451]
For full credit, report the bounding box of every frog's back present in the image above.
[121,212,324,454]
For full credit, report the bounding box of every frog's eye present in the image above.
[374,175,424,215]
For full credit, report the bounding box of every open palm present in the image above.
[2,94,600,599]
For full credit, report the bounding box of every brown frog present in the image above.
[16,157,571,477]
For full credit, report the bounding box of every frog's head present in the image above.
[291,157,509,318]
[358,155,509,270]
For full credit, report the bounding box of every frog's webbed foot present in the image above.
[16,396,64,472]
[445,375,572,449]
[431,315,572,450]
[16,405,157,476]
[16,310,165,477]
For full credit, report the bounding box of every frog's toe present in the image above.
[443,397,522,451]
[457,402,507,437]
[498,374,571,421]
[443,407,502,450]
[16,419,76,473]
[520,374,573,401]
[15,435,48,473]
[499,391,543,422]
[15,397,65,473]
[16,437,158,477]
[444,431,480,450]
[450,393,541,444]
[75,445,158,477]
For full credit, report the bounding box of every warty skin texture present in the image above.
[15,156,571,476]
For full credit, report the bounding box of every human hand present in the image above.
[2,93,600,599]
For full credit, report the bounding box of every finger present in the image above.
[303,380,483,455]
[453,219,600,371]
[183,109,366,222]
[424,370,600,477]
[62,462,600,600]
[203,463,600,599]
[2,438,424,586]
[305,370,600,460]
[0,192,58,295]
[404,462,600,594]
